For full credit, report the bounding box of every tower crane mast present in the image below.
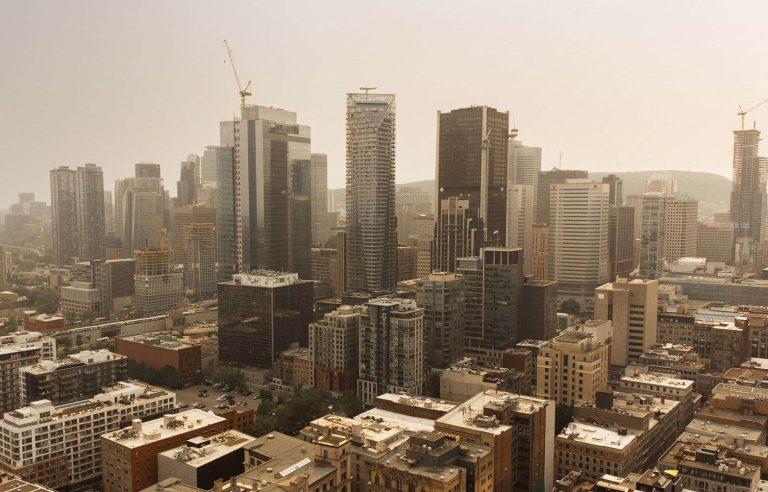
[738,98,768,130]
[223,39,252,109]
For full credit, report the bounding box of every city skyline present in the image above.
[3,1,768,203]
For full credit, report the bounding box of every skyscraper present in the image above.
[309,305,361,394]
[75,164,106,261]
[416,272,465,369]
[508,135,542,219]
[434,197,482,273]
[601,173,624,206]
[436,105,509,246]
[730,129,766,270]
[176,159,199,207]
[345,91,397,291]
[548,180,609,306]
[536,168,589,224]
[531,223,549,281]
[609,206,635,280]
[135,162,161,179]
[104,191,115,237]
[311,153,329,244]
[50,166,78,266]
[121,178,165,255]
[505,184,534,274]
[183,223,216,297]
[221,106,312,279]
[638,192,667,279]
[202,145,236,281]
[133,246,183,315]
[664,196,698,262]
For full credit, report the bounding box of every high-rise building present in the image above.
[311,153,330,244]
[697,222,734,262]
[396,245,417,281]
[203,146,236,281]
[309,305,361,394]
[176,159,199,207]
[609,205,636,280]
[50,166,78,265]
[433,197,482,273]
[345,92,397,291]
[665,196,698,262]
[183,223,216,297]
[536,320,611,405]
[536,168,589,224]
[221,106,312,279]
[75,164,106,261]
[594,279,658,367]
[548,180,609,306]
[133,247,183,315]
[0,331,56,416]
[602,173,624,206]
[520,278,558,341]
[169,206,216,264]
[120,177,165,256]
[416,272,465,369]
[508,137,542,187]
[201,145,226,186]
[436,105,509,247]
[638,192,667,279]
[91,258,135,316]
[506,184,534,274]
[458,247,523,350]
[0,247,11,290]
[134,162,161,179]
[104,190,115,236]
[646,178,677,194]
[218,272,314,368]
[357,298,424,405]
[531,223,549,281]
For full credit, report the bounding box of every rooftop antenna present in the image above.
[360,86,377,95]
[559,151,563,169]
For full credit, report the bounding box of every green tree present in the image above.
[29,287,59,314]
[248,416,276,437]
[559,299,581,315]
[335,392,364,417]
[555,403,574,435]
[259,389,273,401]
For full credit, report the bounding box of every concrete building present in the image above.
[135,163,161,179]
[157,431,254,490]
[508,137,541,192]
[664,197,698,263]
[594,279,658,367]
[275,346,310,387]
[416,272,465,369]
[548,180,610,306]
[609,205,636,280]
[134,247,183,315]
[0,382,175,490]
[602,173,625,206]
[59,281,101,316]
[101,410,228,492]
[506,184,535,274]
[436,105,509,251]
[531,223,549,281]
[396,245,418,281]
[520,278,558,342]
[434,196,482,273]
[75,164,106,261]
[19,349,127,405]
[50,166,78,266]
[169,206,216,265]
[357,298,424,405]
[536,320,612,405]
[176,159,199,207]
[434,390,555,492]
[438,358,530,403]
[639,192,668,279]
[659,440,761,492]
[115,333,202,386]
[536,168,589,225]
[458,247,523,351]
[92,258,136,316]
[309,305,361,395]
[311,153,330,244]
[0,331,56,415]
[119,177,166,257]
[218,271,314,368]
[620,367,698,428]
[345,92,397,291]
[697,221,734,263]
[730,129,766,272]
[182,223,216,297]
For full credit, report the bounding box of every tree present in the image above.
[259,389,273,401]
[335,392,364,417]
[29,287,59,314]
[559,299,581,315]
[555,403,574,435]
[248,416,276,437]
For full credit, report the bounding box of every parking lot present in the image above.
[173,383,264,413]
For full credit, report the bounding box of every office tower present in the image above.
[309,305,362,394]
[0,247,10,289]
[646,178,677,194]
[50,166,78,265]
[520,279,558,341]
[329,228,346,293]
[436,105,509,246]
[697,222,734,262]
[311,153,329,244]
[75,164,106,261]
[609,206,636,279]
[176,159,199,207]
[133,247,183,315]
[220,106,311,278]
[602,173,624,206]
[414,237,432,278]
[135,162,161,179]
[201,145,226,186]
[548,180,610,306]
[531,223,549,281]
[104,191,115,236]
[536,320,611,405]
[396,245,417,281]
[357,298,424,405]
[203,146,236,281]
[0,382,175,491]
[19,350,127,405]
[664,196,698,262]
[416,272,465,369]
[396,186,433,214]
[506,184,534,274]
[536,168,589,224]
[458,247,523,350]
[434,197,482,273]
[120,177,165,255]
[730,129,767,270]
[346,91,397,291]
[169,206,216,264]
[508,136,542,186]
[218,272,313,368]
[594,278,658,366]
[624,194,644,239]
[638,192,667,279]
[91,258,135,316]
[183,223,216,297]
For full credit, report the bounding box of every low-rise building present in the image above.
[59,281,101,316]
[0,471,57,492]
[115,333,202,386]
[275,346,311,388]
[19,349,127,405]
[157,431,254,489]
[659,440,762,492]
[620,367,700,429]
[101,410,229,492]
[438,358,530,402]
[22,314,66,334]
[0,382,175,490]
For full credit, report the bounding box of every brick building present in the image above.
[115,333,202,386]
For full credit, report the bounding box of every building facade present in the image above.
[416,272,465,369]
[50,167,78,265]
[115,333,202,387]
[75,164,106,261]
[730,129,766,271]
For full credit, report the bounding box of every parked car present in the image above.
[212,383,223,389]
[177,402,189,409]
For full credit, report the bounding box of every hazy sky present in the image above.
[2,0,768,206]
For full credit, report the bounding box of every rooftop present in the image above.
[228,271,306,288]
[158,430,254,468]
[621,370,694,390]
[103,409,224,448]
[238,432,334,488]
[436,390,548,435]
[0,472,56,492]
[375,393,457,413]
[558,421,637,450]
[22,349,124,374]
[119,332,197,351]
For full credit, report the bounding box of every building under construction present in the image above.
[134,246,183,314]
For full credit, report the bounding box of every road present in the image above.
[173,383,263,413]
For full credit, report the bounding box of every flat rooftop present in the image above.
[436,390,548,435]
[119,332,196,351]
[375,393,457,413]
[558,421,637,450]
[0,472,56,492]
[355,408,436,433]
[621,372,694,390]
[103,409,225,449]
[158,430,254,468]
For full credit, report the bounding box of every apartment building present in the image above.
[0,331,56,415]
[309,305,361,395]
[620,367,699,429]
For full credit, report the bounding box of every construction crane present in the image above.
[223,39,252,108]
[738,98,768,130]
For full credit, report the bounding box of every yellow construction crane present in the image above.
[738,98,768,130]
[223,39,252,108]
